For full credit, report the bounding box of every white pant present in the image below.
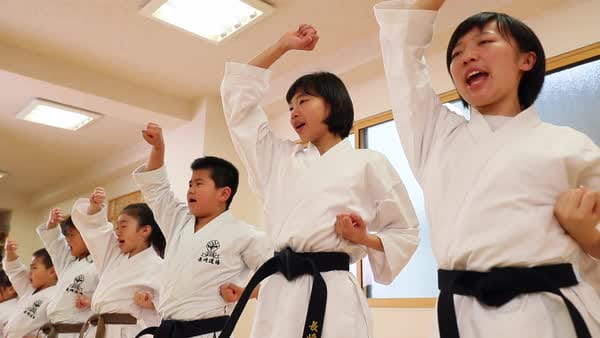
[250,271,372,338]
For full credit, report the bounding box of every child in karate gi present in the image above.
[131,122,272,338]
[218,24,420,338]
[2,242,57,337]
[0,270,19,336]
[36,208,99,337]
[73,188,164,338]
[373,0,600,337]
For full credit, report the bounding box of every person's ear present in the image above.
[518,51,536,72]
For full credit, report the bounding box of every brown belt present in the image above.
[41,322,85,338]
[79,313,137,338]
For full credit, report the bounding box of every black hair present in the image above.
[32,248,54,269]
[286,72,354,138]
[59,216,76,236]
[446,12,546,110]
[121,203,166,258]
[190,156,239,209]
[0,270,12,288]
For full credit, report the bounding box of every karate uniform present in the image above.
[72,199,162,338]
[37,224,100,337]
[132,165,273,338]
[2,257,56,338]
[0,298,19,337]
[221,62,420,338]
[374,2,600,337]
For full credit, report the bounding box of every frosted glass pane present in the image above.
[363,121,438,298]
[536,58,600,145]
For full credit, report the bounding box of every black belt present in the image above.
[437,263,591,338]
[218,248,350,338]
[135,315,229,338]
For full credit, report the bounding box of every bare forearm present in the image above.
[5,240,19,261]
[566,223,600,258]
[249,42,288,69]
[141,302,156,310]
[146,146,165,171]
[6,252,18,262]
[87,204,102,216]
[362,234,384,252]
[582,227,600,259]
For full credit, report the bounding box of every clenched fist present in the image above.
[47,208,66,229]
[142,123,165,150]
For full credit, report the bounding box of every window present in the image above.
[349,42,599,308]
[536,57,600,145]
[362,120,438,298]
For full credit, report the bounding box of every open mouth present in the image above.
[188,198,197,204]
[294,122,306,132]
[465,70,489,87]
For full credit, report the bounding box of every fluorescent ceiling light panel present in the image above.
[141,0,273,43]
[17,98,102,131]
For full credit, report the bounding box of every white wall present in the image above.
[6,209,42,260]
[372,308,434,338]
[32,172,141,224]
[201,96,265,228]
[160,99,206,201]
[0,192,41,259]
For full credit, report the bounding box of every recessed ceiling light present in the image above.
[17,98,102,131]
[140,0,273,44]
[0,170,7,179]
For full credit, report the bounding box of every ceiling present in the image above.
[0,0,594,208]
[0,0,387,99]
